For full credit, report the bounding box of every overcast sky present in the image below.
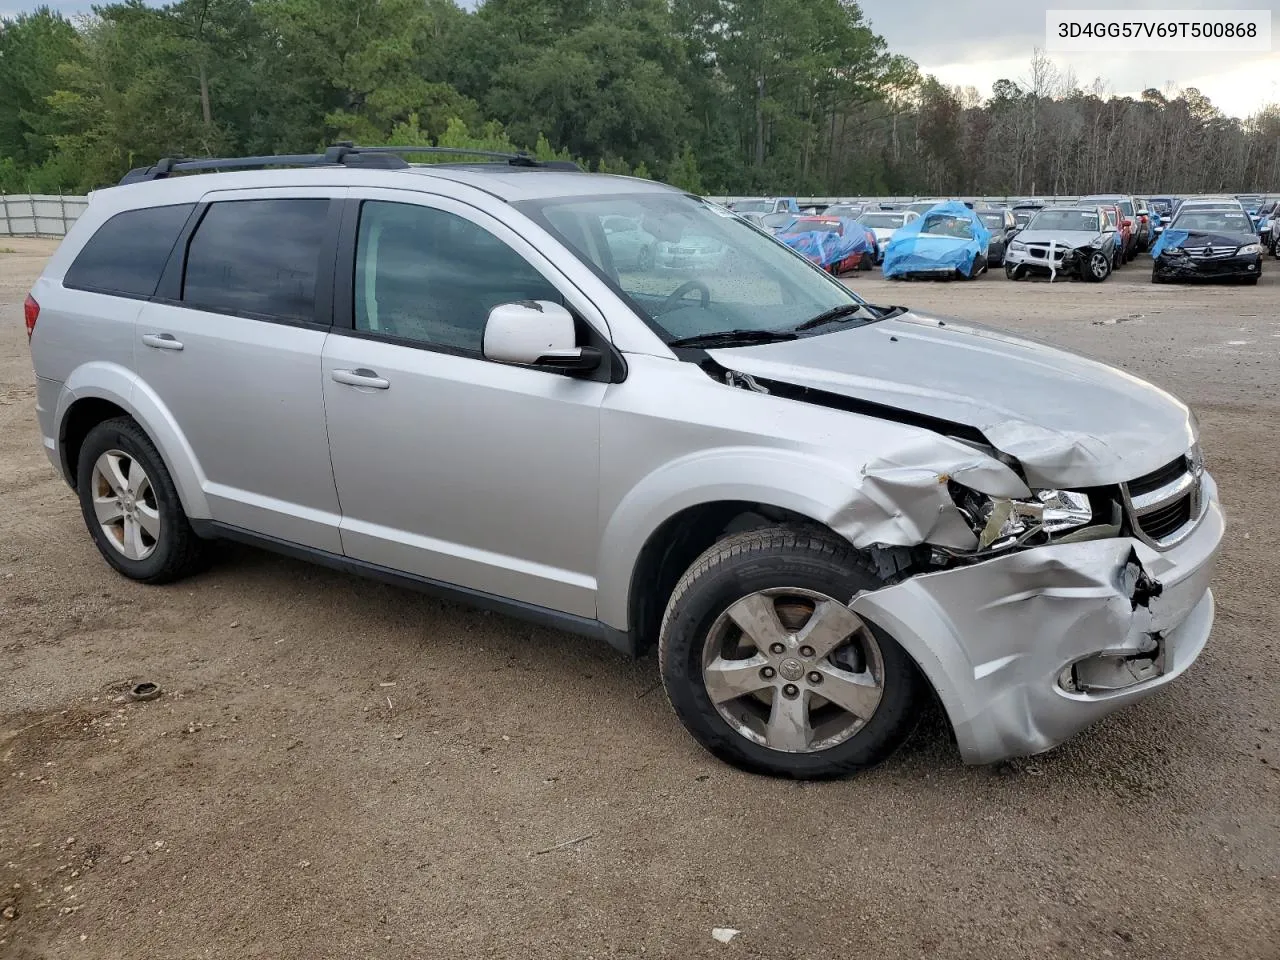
[864,0,1279,117]
[5,0,1278,118]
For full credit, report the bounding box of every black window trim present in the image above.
[63,202,200,301]
[151,195,342,330]
[330,196,626,384]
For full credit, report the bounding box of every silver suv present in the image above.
[26,147,1224,779]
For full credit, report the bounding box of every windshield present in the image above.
[516,192,873,342]
[731,200,771,213]
[1173,210,1254,232]
[859,213,905,228]
[920,213,974,239]
[823,204,861,217]
[1028,209,1101,232]
[978,213,1004,229]
[907,201,939,214]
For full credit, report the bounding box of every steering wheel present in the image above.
[659,280,712,314]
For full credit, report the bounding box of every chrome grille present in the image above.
[1122,453,1203,547]
[1183,245,1237,259]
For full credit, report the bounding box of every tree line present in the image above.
[2,0,1278,197]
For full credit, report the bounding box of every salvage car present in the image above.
[856,210,920,262]
[601,215,656,269]
[1254,200,1277,255]
[975,208,1019,266]
[729,197,800,216]
[773,216,871,275]
[822,202,867,219]
[26,146,1223,779]
[1151,207,1263,285]
[1077,195,1142,258]
[1100,204,1131,268]
[1004,206,1116,282]
[883,201,991,280]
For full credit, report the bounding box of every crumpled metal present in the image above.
[826,432,1030,551]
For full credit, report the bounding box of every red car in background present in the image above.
[773,216,872,274]
[1101,205,1131,267]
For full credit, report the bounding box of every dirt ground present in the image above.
[2,236,1277,959]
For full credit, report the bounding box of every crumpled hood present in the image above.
[1012,228,1105,249]
[709,311,1195,488]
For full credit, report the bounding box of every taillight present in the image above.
[24,294,39,340]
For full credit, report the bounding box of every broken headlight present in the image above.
[951,485,1093,551]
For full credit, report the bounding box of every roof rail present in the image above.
[118,143,583,185]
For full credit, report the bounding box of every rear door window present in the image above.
[64,204,195,298]
[182,199,330,322]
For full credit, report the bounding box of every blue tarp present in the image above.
[882,201,991,278]
[776,218,870,269]
[1150,229,1189,259]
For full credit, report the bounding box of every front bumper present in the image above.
[1153,253,1262,281]
[1004,244,1071,275]
[850,480,1224,764]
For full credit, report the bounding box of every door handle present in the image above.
[141,333,183,351]
[331,368,390,390]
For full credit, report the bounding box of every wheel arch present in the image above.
[597,451,873,653]
[56,363,211,519]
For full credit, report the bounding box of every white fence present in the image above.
[0,194,89,237]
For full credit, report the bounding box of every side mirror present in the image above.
[483,300,602,374]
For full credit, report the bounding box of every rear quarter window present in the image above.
[63,203,195,298]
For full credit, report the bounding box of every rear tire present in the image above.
[658,528,923,779]
[76,417,207,584]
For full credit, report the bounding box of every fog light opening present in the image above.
[1059,637,1166,694]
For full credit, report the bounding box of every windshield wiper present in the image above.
[793,303,879,332]
[667,329,799,349]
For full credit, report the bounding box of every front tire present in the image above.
[1005,262,1021,281]
[658,528,923,779]
[1082,250,1111,282]
[76,417,207,584]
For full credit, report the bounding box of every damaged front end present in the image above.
[710,360,1224,763]
[846,498,1222,764]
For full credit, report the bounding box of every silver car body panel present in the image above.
[28,165,1224,765]
[707,312,1195,488]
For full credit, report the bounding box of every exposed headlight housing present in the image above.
[951,485,1094,551]
[1163,246,1185,256]
[1237,243,1262,255]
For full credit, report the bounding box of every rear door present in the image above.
[135,188,345,552]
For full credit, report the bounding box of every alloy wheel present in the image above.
[90,449,161,561]
[700,587,885,753]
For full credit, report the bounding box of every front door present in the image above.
[321,193,607,617]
